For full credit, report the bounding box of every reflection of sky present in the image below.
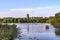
[17,23,55,34]
[14,23,60,40]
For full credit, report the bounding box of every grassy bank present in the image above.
[0,24,18,40]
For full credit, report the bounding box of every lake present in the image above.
[14,23,60,40]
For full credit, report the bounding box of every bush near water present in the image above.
[46,12,60,28]
[0,24,18,40]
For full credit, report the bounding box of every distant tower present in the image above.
[27,14,29,19]
[26,14,29,34]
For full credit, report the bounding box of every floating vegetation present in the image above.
[46,25,49,29]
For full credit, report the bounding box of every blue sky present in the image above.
[0,0,60,17]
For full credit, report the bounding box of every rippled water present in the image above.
[14,23,60,40]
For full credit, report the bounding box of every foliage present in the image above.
[46,12,60,28]
[0,17,48,23]
[0,24,18,40]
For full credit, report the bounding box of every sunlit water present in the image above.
[13,23,60,40]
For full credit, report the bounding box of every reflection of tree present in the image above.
[17,28,22,37]
[55,28,60,36]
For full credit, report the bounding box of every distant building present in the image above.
[26,14,29,34]
[27,14,29,18]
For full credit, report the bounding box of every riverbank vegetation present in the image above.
[46,12,60,28]
[0,24,18,40]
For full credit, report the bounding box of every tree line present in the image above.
[0,17,48,23]
[46,12,60,28]
[0,12,60,26]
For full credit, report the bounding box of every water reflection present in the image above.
[27,24,29,34]
[55,28,60,36]
[46,25,49,29]
[14,23,60,40]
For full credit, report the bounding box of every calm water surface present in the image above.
[14,23,60,40]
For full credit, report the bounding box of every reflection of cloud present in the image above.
[0,6,60,17]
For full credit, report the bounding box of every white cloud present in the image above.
[10,6,55,11]
[0,6,60,18]
[10,8,33,12]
